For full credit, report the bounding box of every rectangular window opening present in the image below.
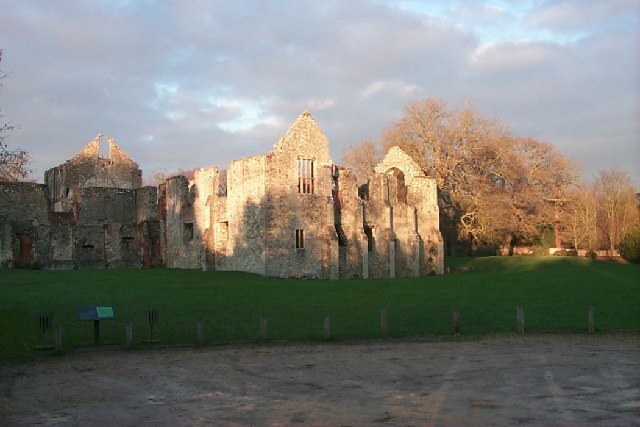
[295,229,305,249]
[183,223,194,241]
[297,158,314,194]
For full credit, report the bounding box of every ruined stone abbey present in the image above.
[0,112,443,278]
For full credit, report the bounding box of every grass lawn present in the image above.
[1,256,638,359]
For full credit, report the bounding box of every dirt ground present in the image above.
[1,334,638,426]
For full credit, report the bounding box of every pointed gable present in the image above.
[272,111,332,164]
[374,146,426,185]
[69,135,101,163]
[109,137,139,168]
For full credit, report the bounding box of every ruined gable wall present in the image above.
[45,136,142,213]
[271,111,333,162]
[365,147,444,277]
[106,139,143,189]
[374,146,425,185]
[264,112,338,279]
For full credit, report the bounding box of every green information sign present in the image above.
[96,306,114,319]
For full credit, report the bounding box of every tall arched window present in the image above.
[385,168,407,205]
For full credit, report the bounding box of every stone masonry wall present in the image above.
[193,167,218,271]
[220,155,267,275]
[263,112,338,279]
[334,167,367,279]
[163,176,204,269]
[0,181,155,269]
[0,182,51,267]
[1,112,443,278]
[44,135,142,213]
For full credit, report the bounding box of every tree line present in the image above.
[342,98,639,258]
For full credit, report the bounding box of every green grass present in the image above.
[1,256,638,359]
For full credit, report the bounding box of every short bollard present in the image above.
[516,306,525,335]
[54,325,63,353]
[125,321,133,349]
[196,318,205,346]
[260,316,268,342]
[588,306,595,334]
[323,313,331,340]
[452,309,461,335]
[380,309,389,338]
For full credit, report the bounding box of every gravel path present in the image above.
[1,334,638,426]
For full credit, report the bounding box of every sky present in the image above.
[1,0,639,185]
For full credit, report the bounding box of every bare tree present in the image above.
[0,49,30,182]
[593,168,639,254]
[144,169,169,187]
[564,185,598,251]
[379,98,576,254]
[341,139,380,184]
[381,99,506,252]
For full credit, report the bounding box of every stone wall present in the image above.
[223,155,267,275]
[261,112,338,279]
[1,111,443,278]
[44,135,142,212]
[0,181,157,269]
[163,176,204,269]
[334,167,368,279]
[0,182,51,267]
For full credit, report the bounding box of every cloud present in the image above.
[0,0,638,186]
[526,0,639,32]
[361,80,421,99]
[469,41,564,71]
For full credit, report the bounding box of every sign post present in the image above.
[77,306,116,344]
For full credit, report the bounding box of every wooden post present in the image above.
[93,319,100,344]
[516,306,525,335]
[125,321,133,349]
[380,309,389,338]
[452,309,461,335]
[323,313,331,340]
[54,325,63,353]
[260,316,268,342]
[588,306,595,334]
[196,318,205,345]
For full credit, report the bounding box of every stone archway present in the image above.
[385,167,407,205]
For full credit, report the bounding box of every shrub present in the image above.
[473,244,499,257]
[620,224,640,264]
[531,246,549,256]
